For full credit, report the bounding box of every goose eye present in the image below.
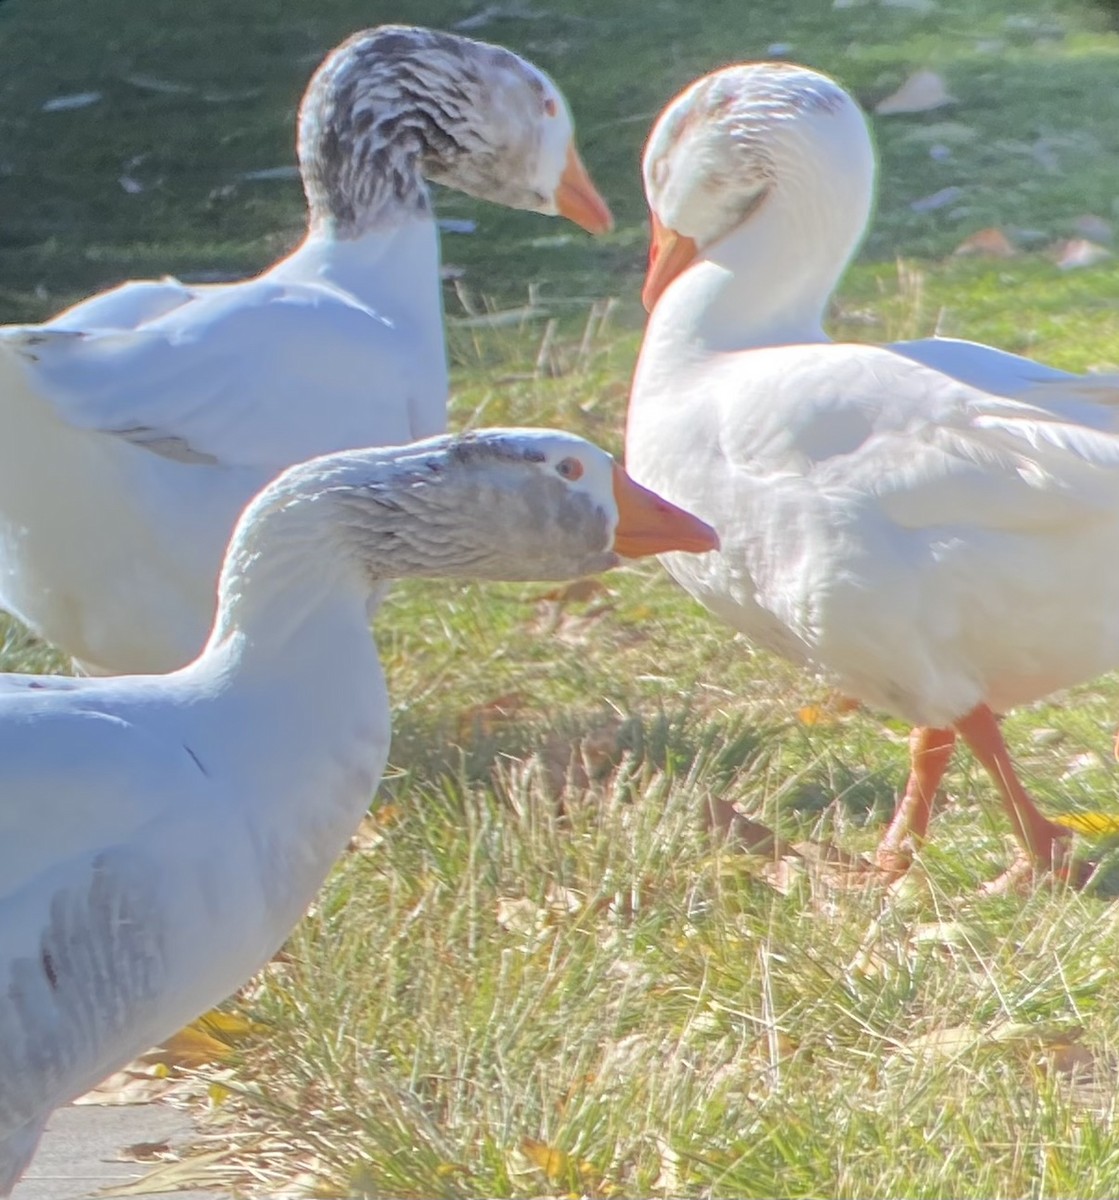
[556,456,584,481]
[544,97,558,117]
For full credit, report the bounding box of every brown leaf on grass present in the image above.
[98,1150,230,1197]
[706,805,801,860]
[759,856,806,895]
[875,70,954,115]
[796,692,863,725]
[519,1137,604,1190]
[495,895,543,935]
[347,808,400,854]
[537,714,630,801]
[952,227,1018,258]
[1050,238,1112,270]
[897,1024,985,1060]
[530,599,615,644]
[116,1141,175,1164]
[793,839,875,882]
[893,1020,1085,1066]
[520,1137,570,1181]
[456,691,531,739]
[530,578,608,605]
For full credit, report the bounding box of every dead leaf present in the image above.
[875,69,954,116]
[495,895,543,935]
[98,1150,229,1197]
[530,578,608,605]
[758,856,806,895]
[1051,238,1112,270]
[116,1141,175,1164]
[898,1024,984,1060]
[457,691,531,739]
[520,1137,570,1180]
[952,227,1017,258]
[1052,811,1119,837]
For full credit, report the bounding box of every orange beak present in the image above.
[642,212,699,312]
[554,143,614,235]
[610,463,719,558]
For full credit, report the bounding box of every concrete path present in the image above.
[11,1104,232,1200]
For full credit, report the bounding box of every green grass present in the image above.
[8,0,1119,1195]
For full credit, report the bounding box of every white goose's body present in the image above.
[0,25,612,675]
[0,428,716,1194]
[627,61,1119,884]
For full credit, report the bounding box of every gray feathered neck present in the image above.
[297,25,551,237]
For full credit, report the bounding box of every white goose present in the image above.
[0,24,613,676]
[625,61,1119,889]
[0,428,716,1194]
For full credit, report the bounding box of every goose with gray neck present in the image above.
[0,428,715,1195]
[0,25,612,677]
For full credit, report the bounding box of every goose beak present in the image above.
[554,143,614,235]
[610,463,719,558]
[642,213,698,311]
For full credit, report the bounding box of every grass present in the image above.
[7,0,1119,1195]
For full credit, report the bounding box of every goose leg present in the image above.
[953,703,1073,891]
[875,725,956,879]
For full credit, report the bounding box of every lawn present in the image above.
[6,0,1119,1195]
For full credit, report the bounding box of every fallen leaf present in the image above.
[457,691,531,739]
[1051,238,1112,270]
[1052,811,1119,837]
[951,227,1017,258]
[520,1137,570,1180]
[99,1150,229,1197]
[875,70,954,116]
[898,1024,984,1060]
[116,1141,174,1164]
[145,1024,234,1070]
[530,578,607,605]
[495,895,543,935]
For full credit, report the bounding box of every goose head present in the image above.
[298,25,613,238]
[641,62,876,314]
[212,429,718,650]
[288,429,718,581]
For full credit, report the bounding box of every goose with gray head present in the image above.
[626,61,1119,891]
[0,24,613,677]
[0,427,715,1195]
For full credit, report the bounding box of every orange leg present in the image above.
[876,725,956,879]
[953,703,1071,878]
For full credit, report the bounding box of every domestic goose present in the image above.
[625,60,1119,889]
[0,24,613,676]
[0,428,716,1195]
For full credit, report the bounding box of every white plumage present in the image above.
[0,428,715,1194]
[626,60,1119,887]
[0,25,612,675]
